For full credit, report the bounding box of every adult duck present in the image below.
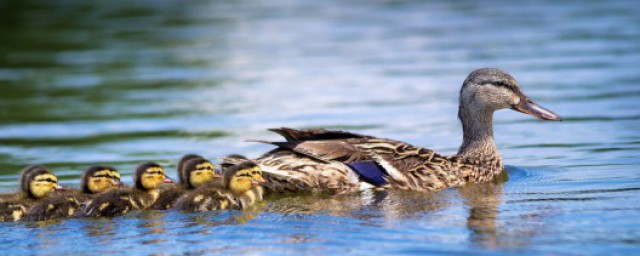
[237,68,562,194]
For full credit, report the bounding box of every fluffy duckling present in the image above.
[82,162,173,217]
[0,165,61,221]
[173,162,265,212]
[24,165,123,221]
[176,154,204,183]
[150,158,218,210]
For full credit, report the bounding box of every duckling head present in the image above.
[459,68,562,121]
[177,154,204,184]
[182,158,217,188]
[20,165,60,199]
[134,162,173,191]
[223,162,265,195]
[82,165,123,194]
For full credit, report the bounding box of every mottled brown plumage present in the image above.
[243,68,562,194]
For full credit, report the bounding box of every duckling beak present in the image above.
[55,184,66,190]
[512,96,562,121]
[251,176,267,185]
[163,177,176,183]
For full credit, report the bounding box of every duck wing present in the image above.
[261,128,464,191]
[268,127,371,141]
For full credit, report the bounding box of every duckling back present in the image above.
[0,200,31,221]
[173,180,237,212]
[82,188,158,217]
[23,190,89,222]
[149,185,186,210]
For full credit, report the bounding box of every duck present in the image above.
[173,161,266,212]
[0,165,62,221]
[150,158,218,210]
[23,165,124,221]
[81,162,174,217]
[227,68,562,194]
[176,154,205,183]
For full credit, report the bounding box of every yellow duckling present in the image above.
[24,165,124,221]
[173,162,266,212]
[150,158,218,210]
[0,165,61,221]
[176,154,205,183]
[82,162,173,217]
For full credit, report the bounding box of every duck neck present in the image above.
[457,105,500,161]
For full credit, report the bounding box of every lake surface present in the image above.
[1,0,639,255]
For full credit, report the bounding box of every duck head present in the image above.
[134,162,174,191]
[223,162,266,195]
[21,165,61,199]
[459,68,562,121]
[182,158,217,188]
[82,165,124,194]
[177,154,204,184]
[457,68,562,158]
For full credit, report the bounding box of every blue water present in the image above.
[0,0,639,254]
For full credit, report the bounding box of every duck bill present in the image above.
[512,96,562,121]
[251,177,267,185]
[163,177,176,183]
[55,184,66,191]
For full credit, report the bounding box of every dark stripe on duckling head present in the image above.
[82,165,120,194]
[177,154,204,185]
[20,165,53,196]
[182,158,215,188]
[134,162,163,190]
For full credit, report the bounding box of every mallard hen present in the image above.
[229,68,562,194]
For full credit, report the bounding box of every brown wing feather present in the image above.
[266,139,371,163]
[269,127,370,141]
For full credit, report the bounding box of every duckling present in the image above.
[173,162,266,212]
[219,155,266,208]
[23,165,123,221]
[176,154,205,183]
[150,158,218,210]
[0,165,61,221]
[82,162,173,217]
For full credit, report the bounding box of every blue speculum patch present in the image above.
[347,161,389,186]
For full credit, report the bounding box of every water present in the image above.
[0,0,639,254]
